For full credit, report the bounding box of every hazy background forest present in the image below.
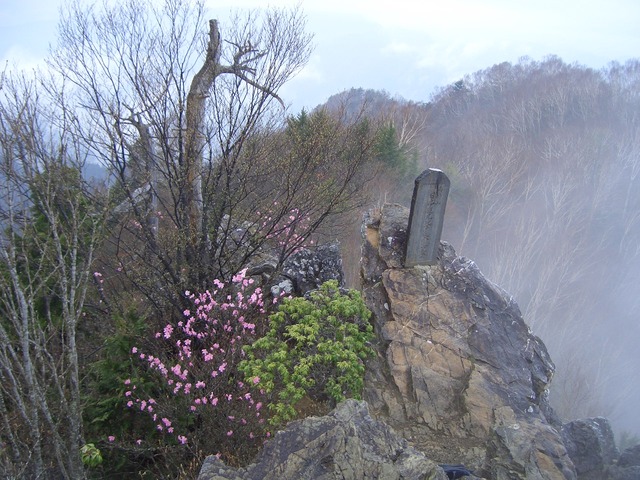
[1,0,639,477]
[327,56,640,440]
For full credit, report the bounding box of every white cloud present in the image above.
[381,42,418,55]
[1,0,636,111]
[292,54,325,83]
[1,45,46,73]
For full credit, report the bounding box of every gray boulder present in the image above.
[197,399,448,480]
[246,243,344,297]
[619,444,640,468]
[281,243,344,296]
[609,444,640,480]
[560,417,618,480]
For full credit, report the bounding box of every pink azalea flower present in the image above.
[163,324,173,339]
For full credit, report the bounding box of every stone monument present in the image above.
[404,168,450,267]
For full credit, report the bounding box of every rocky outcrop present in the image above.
[197,203,628,480]
[248,243,344,297]
[281,243,344,296]
[361,204,576,479]
[560,418,618,480]
[198,399,449,480]
[610,444,640,480]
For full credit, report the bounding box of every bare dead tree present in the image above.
[48,0,376,320]
[49,0,306,296]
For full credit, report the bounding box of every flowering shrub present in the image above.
[239,280,374,427]
[123,269,277,463]
[256,202,314,253]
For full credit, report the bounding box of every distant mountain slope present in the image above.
[82,162,108,182]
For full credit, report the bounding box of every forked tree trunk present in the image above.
[184,20,222,267]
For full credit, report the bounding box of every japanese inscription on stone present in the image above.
[404,168,450,267]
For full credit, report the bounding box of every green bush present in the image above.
[82,311,163,478]
[239,281,374,427]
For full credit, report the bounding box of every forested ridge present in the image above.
[429,57,640,432]
[1,0,639,476]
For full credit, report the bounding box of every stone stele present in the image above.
[404,168,450,267]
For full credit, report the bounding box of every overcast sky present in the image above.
[1,0,639,109]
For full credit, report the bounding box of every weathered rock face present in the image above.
[196,203,626,480]
[361,204,576,479]
[198,399,449,480]
[560,418,618,480]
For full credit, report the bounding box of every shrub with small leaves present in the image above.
[239,280,374,427]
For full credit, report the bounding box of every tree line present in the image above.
[342,56,640,434]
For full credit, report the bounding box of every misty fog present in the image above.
[334,56,640,439]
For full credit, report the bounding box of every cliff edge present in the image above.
[361,204,575,480]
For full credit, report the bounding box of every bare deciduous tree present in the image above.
[0,72,106,480]
[48,0,375,319]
